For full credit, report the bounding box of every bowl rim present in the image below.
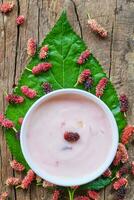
[20,88,119,186]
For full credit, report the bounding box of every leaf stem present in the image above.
[67,188,74,200]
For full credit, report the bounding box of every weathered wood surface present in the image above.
[0,0,134,199]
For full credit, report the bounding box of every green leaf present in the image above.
[5,11,127,189]
[80,177,112,190]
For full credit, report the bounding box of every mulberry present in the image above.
[16,15,25,25]
[64,131,80,143]
[6,177,21,186]
[116,165,129,178]
[21,86,37,99]
[36,176,42,184]
[96,77,108,97]
[131,162,134,175]
[115,185,127,200]
[103,168,112,177]
[6,94,24,104]
[87,190,100,200]
[119,94,128,113]
[71,186,79,190]
[77,50,90,65]
[10,160,25,172]
[113,143,128,166]
[0,113,4,125]
[27,38,36,57]
[113,178,128,190]
[32,62,52,75]
[21,169,35,189]
[18,117,23,125]
[84,77,93,90]
[0,2,14,14]
[52,190,60,200]
[42,82,52,94]
[121,125,134,145]
[42,180,55,188]
[87,16,108,38]
[74,196,89,200]
[39,45,49,59]
[2,119,14,128]
[0,192,9,200]
[77,69,91,84]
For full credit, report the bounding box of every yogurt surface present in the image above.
[23,92,114,182]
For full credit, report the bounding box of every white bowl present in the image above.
[20,89,118,186]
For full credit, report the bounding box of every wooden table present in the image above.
[0,0,134,199]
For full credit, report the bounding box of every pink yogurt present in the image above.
[20,89,118,186]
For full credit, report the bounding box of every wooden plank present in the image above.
[105,0,134,199]
[0,0,17,199]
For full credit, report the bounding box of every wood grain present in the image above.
[0,0,134,199]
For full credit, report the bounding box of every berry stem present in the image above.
[25,67,32,72]
[12,127,18,133]
[87,13,91,20]
[74,82,78,87]
[4,90,8,96]
[124,112,127,118]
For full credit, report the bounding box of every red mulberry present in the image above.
[39,45,49,59]
[96,77,108,97]
[131,162,134,175]
[74,196,89,200]
[77,69,91,84]
[64,131,80,143]
[121,125,134,145]
[77,50,90,65]
[113,178,128,190]
[10,160,25,172]
[52,190,60,200]
[0,2,14,14]
[113,143,128,166]
[6,177,21,186]
[21,86,37,99]
[16,15,25,25]
[2,119,14,128]
[103,168,112,177]
[87,16,108,38]
[32,62,52,75]
[18,117,23,125]
[87,190,100,200]
[42,180,55,188]
[6,94,24,104]
[21,169,35,189]
[0,113,4,125]
[42,82,52,94]
[0,192,9,200]
[27,38,36,57]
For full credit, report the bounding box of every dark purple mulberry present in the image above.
[42,82,52,94]
[84,77,93,90]
[119,94,128,113]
